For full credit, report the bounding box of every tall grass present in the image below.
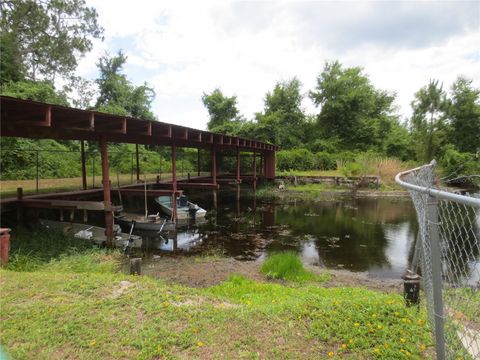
[5,227,119,272]
[261,251,325,282]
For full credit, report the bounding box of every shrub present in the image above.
[314,151,336,170]
[276,148,315,171]
[261,252,316,282]
[441,148,480,187]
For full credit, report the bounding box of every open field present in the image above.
[0,172,212,198]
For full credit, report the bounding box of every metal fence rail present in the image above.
[396,160,480,360]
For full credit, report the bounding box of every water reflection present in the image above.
[118,190,479,281]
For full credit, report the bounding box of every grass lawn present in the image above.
[0,250,435,359]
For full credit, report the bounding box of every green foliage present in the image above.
[441,148,480,186]
[276,148,315,171]
[0,80,69,105]
[410,80,450,162]
[6,227,97,272]
[95,51,156,119]
[310,61,398,151]
[0,31,24,83]
[255,78,308,149]
[449,77,480,153]
[261,252,320,282]
[341,162,362,177]
[202,88,239,130]
[314,151,336,170]
[0,0,103,82]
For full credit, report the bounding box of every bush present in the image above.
[261,252,317,282]
[314,151,336,170]
[441,148,480,187]
[276,148,315,171]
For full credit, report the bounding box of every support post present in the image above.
[100,136,114,247]
[197,148,201,177]
[171,143,177,222]
[135,144,140,182]
[252,151,257,192]
[236,147,240,183]
[131,152,134,184]
[92,155,95,188]
[428,195,446,360]
[16,188,23,224]
[211,145,217,185]
[80,141,87,190]
[35,150,39,193]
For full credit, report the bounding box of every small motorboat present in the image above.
[155,195,207,220]
[39,219,142,248]
[115,212,175,232]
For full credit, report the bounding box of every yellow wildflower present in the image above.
[354,323,360,327]
[400,338,406,343]
[327,351,334,357]
[341,344,347,349]
[377,324,383,330]
[197,341,204,347]
[89,340,96,347]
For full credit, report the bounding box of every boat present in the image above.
[115,212,175,232]
[39,219,142,248]
[155,195,207,220]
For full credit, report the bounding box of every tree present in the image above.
[201,89,239,130]
[449,77,480,154]
[255,78,307,148]
[410,80,450,162]
[0,0,103,83]
[95,51,156,120]
[309,61,397,152]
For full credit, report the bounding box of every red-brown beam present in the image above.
[211,145,217,185]
[171,143,177,222]
[236,147,240,182]
[253,151,257,192]
[100,136,114,246]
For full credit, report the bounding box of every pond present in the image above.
[123,190,423,280]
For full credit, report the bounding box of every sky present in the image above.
[78,0,480,130]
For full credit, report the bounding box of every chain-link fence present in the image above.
[396,160,480,360]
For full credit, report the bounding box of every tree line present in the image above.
[1,0,479,184]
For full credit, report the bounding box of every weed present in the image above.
[260,251,324,282]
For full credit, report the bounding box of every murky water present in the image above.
[121,190,426,279]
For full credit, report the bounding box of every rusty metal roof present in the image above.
[0,96,278,151]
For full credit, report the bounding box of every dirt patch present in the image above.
[143,257,265,287]
[142,256,402,293]
[111,280,134,298]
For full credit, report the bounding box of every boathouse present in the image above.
[0,96,278,245]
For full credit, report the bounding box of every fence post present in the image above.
[427,195,446,360]
[92,155,95,188]
[35,150,39,193]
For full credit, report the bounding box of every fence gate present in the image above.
[396,160,480,359]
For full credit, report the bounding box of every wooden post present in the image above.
[16,187,23,224]
[35,150,39,193]
[171,144,177,222]
[211,145,217,184]
[100,136,114,247]
[252,152,257,192]
[236,147,240,183]
[135,144,140,182]
[197,148,201,177]
[129,258,142,275]
[80,140,87,190]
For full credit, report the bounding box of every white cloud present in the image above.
[78,0,480,130]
